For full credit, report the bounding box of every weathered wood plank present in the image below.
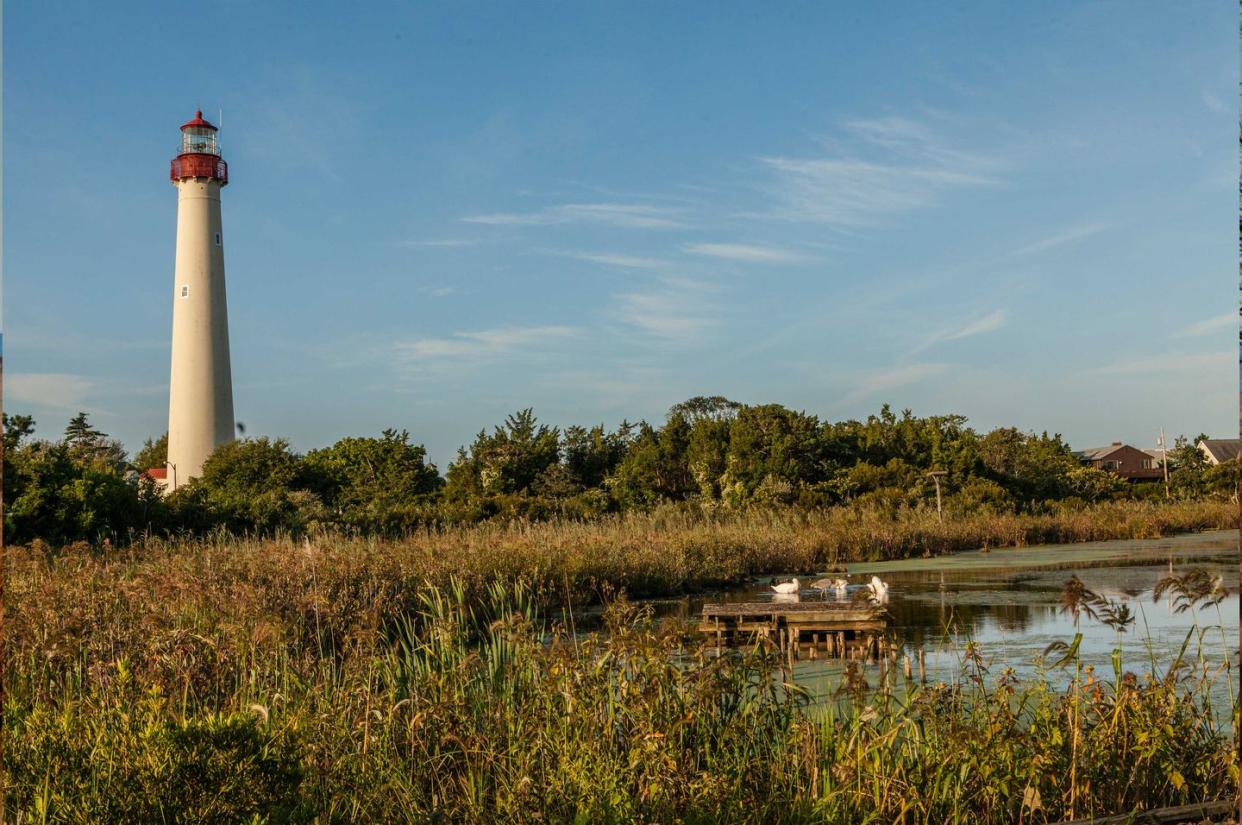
[699,600,890,655]
[1055,798,1235,825]
[702,601,884,618]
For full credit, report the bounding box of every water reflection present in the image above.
[647,530,1239,711]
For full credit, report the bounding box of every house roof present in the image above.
[1075,443,1129,461]
[1198,438,1241,463]
[141,467,168,480]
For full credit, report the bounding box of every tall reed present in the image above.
[5,580,1235,822]
[4,499,1235,822]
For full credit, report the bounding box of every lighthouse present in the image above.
[165,110,234,490]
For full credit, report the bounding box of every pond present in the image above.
[646,530,1239,713]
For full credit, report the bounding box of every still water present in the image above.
[647,530,1239,712]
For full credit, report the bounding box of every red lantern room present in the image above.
[170,109,228,185]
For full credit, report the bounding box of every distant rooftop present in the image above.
[1198,438,1241,464]
[1075,442,1129,461]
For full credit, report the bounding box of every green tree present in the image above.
[444,410,561,506]
[4,413,36,453]
[62,412,128,471]
[3,414,145,545]
[1065,466,1125,503]
[607,418,694,509]
[63,412,104,447]
[1167,435,1213,499]
[686,416,731,502]
[134,433,168,472]
[303,430,443,532]
[978,427,1079,504]
[720,404,826,505]
[562,423,632,490]
[183,438,319,534]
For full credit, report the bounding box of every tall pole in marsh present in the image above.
[1158,428,1169,500]
[927,470,947,524]
[166,110,235,490]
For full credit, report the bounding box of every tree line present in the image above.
[4,399,1236,545]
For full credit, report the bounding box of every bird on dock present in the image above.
[771,578,800,595]
[866,576,890,605]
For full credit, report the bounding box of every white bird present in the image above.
[771,578,800,595]
[832,577,849,594]
[866,575,890,605]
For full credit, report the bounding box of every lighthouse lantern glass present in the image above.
[182,127,218,156]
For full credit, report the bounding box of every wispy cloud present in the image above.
[418,286,457,297]
[612,279,718,343]
[464,202,686,229]
[759,115,999,227]
[684,243,814,264]
[7,372,94,409]
[543,364,673,407]
[398,238,484,248]
[1201,89,1226,114]
[394,325,579,367]
[839,363,947,407]
[1007,222,1108,258]
[912,309,1007,353]
[1172,312,1236,338]
[1095,351,1232,375]
[554,250,669,269]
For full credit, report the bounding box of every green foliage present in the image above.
[1064,465,1126,503]
[133,432,168,472]
[667,394,742,423]
[946,476,1015,516]
[4,571,1234,823]
[1166,436,1240,500]
[183,437,321,534]
[4,412,36,452]
[978,427,1080,502]
[720,404,826,505]
[445,409,561,504]
[3,414,148,545]
[5,403,1235,545]
[562,422,632,490]
[62,411,128,470]
[608,417,695,509]
[7,689,305,822]
[303,429,443,533]
[63,411,104,447]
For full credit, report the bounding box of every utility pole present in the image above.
[927,470,947,523]
[1158,428,1169,499]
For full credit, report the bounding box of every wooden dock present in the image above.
[700,600,890,659]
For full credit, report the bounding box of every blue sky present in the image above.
[5,2,1237,469]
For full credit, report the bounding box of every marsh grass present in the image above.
[4,499,1237,822]
[6,580,1236,823]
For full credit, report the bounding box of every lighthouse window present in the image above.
[215,232,221,246]
[181,285,189,298]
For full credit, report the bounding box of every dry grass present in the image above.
[4,499,1236,822]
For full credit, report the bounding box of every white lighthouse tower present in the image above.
[165,110,234,490]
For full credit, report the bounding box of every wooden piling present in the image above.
[699,601,887,660]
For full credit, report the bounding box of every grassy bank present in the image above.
[5,499,1236,822]
[6,582,1236,823]
[8,500,1235,703]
